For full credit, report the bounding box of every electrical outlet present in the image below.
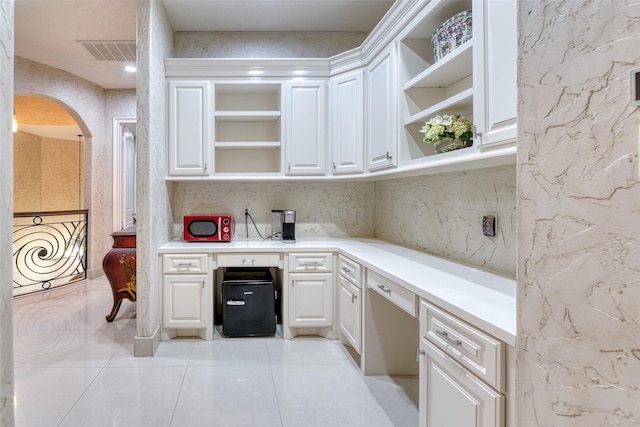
[482,215,497,237]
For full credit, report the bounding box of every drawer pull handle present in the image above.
[242,258,255,265]
[377,284,391,294]
[351,294,358,303]
[176,262,194,267]
[341,267,352,273]
[436,330,462,347]
[301,262,319,270]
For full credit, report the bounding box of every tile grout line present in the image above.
[265,339,286,427]
[167,342,196,427]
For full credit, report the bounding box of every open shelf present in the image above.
[397,0,475,167]
[404,87,473,125]
[404,40,473,90]
[215,141,280,150]
[215,111,281,121]
[213,82,283,174]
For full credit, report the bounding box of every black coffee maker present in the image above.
[283,210,296,243]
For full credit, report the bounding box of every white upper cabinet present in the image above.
[330,70,365,175]
[366,44,398,171]
[473,0,517,148]
[285,81,327,175]
[163,0,518,180]
[167,80,212,176]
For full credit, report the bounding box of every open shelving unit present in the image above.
[397,0,474,166]
[214,83,283,174]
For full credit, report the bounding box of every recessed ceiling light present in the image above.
[124,65,137,73]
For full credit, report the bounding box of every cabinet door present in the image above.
[285,81,327,175]
[367,44,398,171]
[163,275,208,328]
[473,0,517,148]
[289,272,333,327]
[167,80,212,175]
[419,337,504,427]
[330,70,364,175]
[338,275,361,354]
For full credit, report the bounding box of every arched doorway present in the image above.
[12,96,88,296]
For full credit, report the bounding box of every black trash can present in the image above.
[222,268,276,337]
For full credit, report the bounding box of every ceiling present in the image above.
[14,0,395,90]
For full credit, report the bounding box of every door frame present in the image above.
[112,117,136,231]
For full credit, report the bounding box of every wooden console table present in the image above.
[102,226,136,322]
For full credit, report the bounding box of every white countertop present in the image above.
[159,238,516,346]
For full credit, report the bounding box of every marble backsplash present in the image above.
[171,181,376,240]
[375,166,517,276]
[170,167,516,277]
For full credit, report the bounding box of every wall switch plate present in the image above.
[631,67,640,106]
[482,215,497,237]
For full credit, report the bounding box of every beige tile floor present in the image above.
[13,276,418,427]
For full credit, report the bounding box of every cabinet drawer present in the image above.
[420,299,505,392]
[163,254,208,274]
[338,255,361,286]
[217,253,282,268]
[288,253,333,272]
[367,270,417,317]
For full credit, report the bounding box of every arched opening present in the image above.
[12,95,89,297]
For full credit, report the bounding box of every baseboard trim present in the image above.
[134,325,161,357]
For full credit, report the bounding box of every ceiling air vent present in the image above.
[79,40,136,61]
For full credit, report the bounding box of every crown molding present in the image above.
[165,0,424,78]
[165,58,331,78]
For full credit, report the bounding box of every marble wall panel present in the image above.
[174,31,368,58]
[0,0,15,423]
[172,181,376,240]
[518,1,640,425]
[375,166,516,276]
[135,0,174,350]
[105,90,136,118]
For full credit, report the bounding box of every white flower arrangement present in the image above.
[419,114,473,144]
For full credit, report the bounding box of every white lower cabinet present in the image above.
[163,274,208,328]
[419,337,504,427]
[162,253,213,339]
[419,299,506,427]
[338,275,361,353]
[288,272,333,327]
[337,255,362,353]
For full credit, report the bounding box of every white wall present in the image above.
[518,1,640,424]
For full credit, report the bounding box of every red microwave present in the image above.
[183,215,234,242]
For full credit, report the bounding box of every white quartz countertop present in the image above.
[159,238,516,346]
